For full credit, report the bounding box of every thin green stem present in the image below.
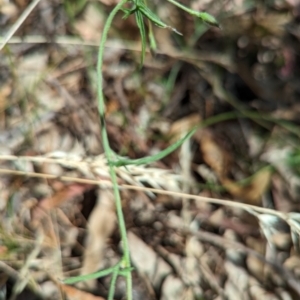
[97,0,132,299]
[166,0,196,16]
[64,264,119,284]
[165,0,219,27]
[108,266,120,300]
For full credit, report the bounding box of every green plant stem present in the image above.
[166,0,196,15]
[165,0,219,27]
[64,264,119,284]
[108,266,120,300]
[96,0,132,299]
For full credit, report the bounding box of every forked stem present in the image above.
[96,0,133,299]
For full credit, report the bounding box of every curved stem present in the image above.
[97,0,132,299]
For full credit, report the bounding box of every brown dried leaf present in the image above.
[195,129,230,178]
[39,184,92,211]
[80,189,116,289]
[221,168,272,205]
[60,283,105,300]
[169,114,201,142]
[32,184,92,224]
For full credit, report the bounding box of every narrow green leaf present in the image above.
[111,111,259,168]
[135,10,147,66]
[138,4,167,28]
[148,20,157,55]
[122,7,135,19]
[198,12,220,28]
[166,0,220,28]
[138,4,182,35]
[64,265,117,284]
[113,128,197,167]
